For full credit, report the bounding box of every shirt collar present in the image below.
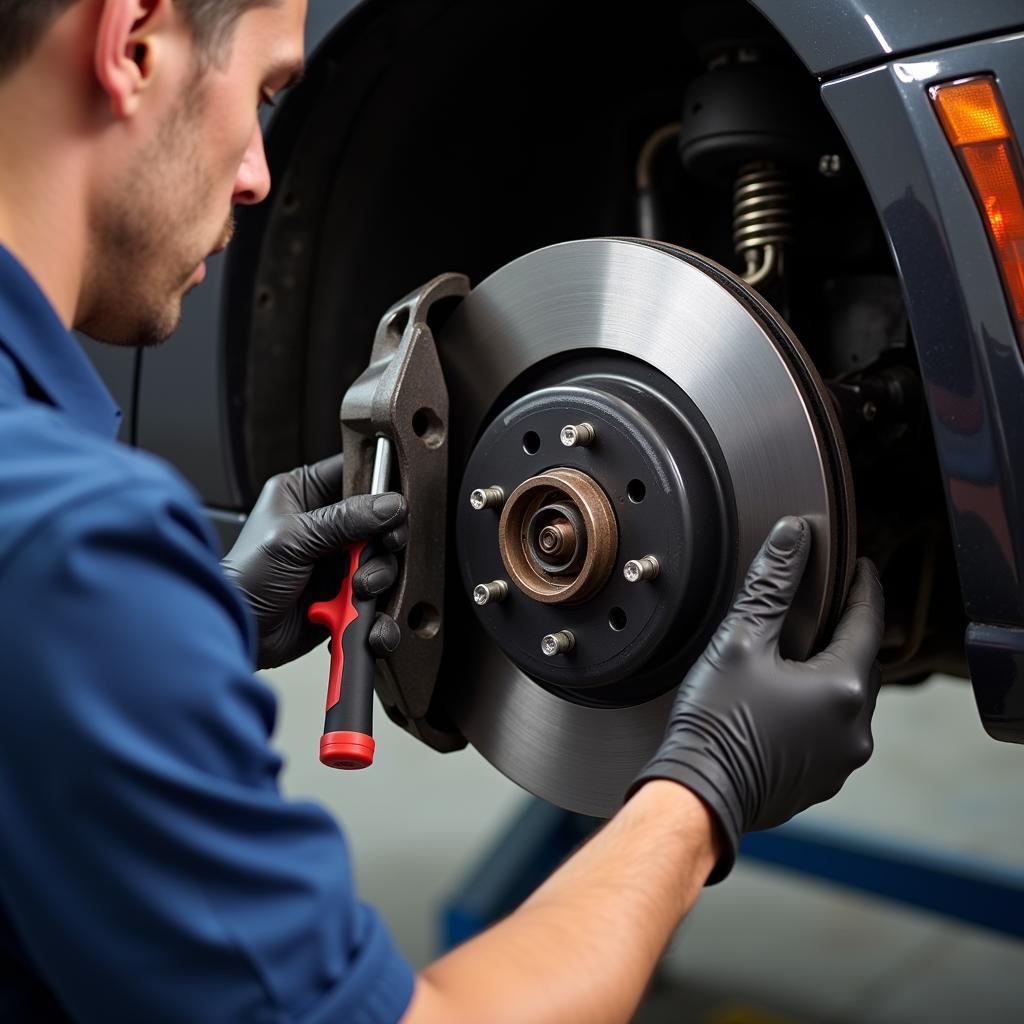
[0,245,122,439]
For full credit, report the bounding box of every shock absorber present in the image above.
[677,44,826,295]
[732,160,797,287]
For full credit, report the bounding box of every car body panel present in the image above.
[822,32,1024,627]
[968,623,1024,741]
[822,30,1024,736]
[751,0,1024,77]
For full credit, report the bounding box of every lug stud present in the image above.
[542,630,576,657]
[623,555,660,583]
[473,580,510,606]
[560,422,596,448]
[470,486,505,511]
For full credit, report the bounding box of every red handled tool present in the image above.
[308,437,394,770]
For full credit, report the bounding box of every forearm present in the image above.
[405,781,719,1024]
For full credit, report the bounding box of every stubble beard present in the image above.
[79,83,225,349]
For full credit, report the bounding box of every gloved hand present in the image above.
[222,454,408,670]
[628,516,884,883]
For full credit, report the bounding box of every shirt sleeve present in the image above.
[0,471,415,1024]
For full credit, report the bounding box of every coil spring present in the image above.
[733,162,796,286]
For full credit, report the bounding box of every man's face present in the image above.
[78,0,307,347]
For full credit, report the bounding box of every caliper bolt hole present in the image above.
[407,602,441,639]
[412,408,445,449]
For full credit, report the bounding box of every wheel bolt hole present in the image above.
[627,479,647,504]
[522,431,541,455]
[609,607,628,632]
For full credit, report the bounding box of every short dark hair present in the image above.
[0,0,277,81]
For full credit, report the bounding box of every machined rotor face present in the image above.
[435,238,854,817]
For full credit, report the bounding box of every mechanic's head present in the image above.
[0,0,306,346]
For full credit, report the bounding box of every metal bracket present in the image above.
[341,273,470,752]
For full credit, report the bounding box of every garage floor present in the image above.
[263,658,1024,1024]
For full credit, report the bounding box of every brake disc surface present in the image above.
[435,238,853,817]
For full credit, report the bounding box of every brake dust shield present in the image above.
[432,238,854,818]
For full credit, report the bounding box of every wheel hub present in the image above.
[455,367,732,699]
[500,466,617,605]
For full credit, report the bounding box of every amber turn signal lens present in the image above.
[932,78,1011,146]
[931,77,1024,328]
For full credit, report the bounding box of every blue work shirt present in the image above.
[0,246,415,1023]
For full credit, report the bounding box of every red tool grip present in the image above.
[308,540,378,770]
[319,731,376,771]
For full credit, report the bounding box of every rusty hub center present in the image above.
[539,521,571,556]
[526,502,586,574]
[498,467,618,604]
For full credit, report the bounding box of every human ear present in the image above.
[94,0,175,119]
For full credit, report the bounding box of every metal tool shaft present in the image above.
[371,437,394,495]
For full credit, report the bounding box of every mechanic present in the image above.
[0,1,884,1021]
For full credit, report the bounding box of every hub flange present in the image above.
[456,366,731,698]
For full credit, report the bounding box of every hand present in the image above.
[222,454,408,670]
[628,516,884,882]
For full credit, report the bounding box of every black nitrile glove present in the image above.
[222,454,408,670]
[628,516,884,883]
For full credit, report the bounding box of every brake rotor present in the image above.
[434,238,854,817]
